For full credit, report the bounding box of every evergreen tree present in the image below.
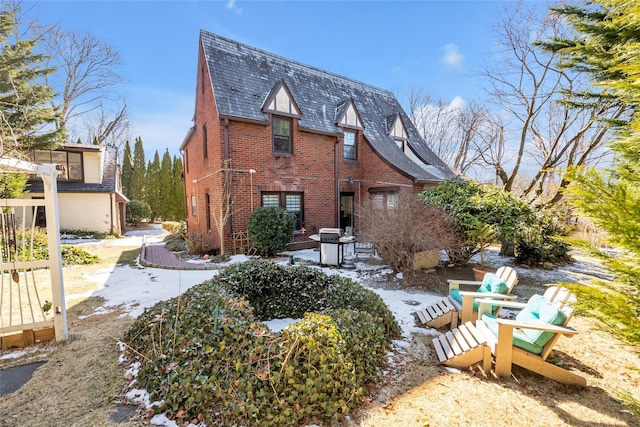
[130,137,146,201]
[157,149,172,220]
[0,174,27,198]
[170,155,185,221]
[547,0,640,281]
[0,4,64,156]
[121,140,133,198]
[145,151,161,221]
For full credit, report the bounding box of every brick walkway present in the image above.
[141,243,217,270]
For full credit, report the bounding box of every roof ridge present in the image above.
[200,30,394,97]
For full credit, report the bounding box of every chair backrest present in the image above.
[495,266,519,293]
[542,286,575,309]
[538,287,576,360]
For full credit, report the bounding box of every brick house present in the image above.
[180,31,456,254]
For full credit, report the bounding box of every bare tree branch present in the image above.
[480,2,625,203]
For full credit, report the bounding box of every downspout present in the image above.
[224,118,230,160]
[179,149,188,223]
[110,193,114,234]
[334,136,340,228]
[224,118,233,242]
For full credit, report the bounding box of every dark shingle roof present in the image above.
[201,31,455,182]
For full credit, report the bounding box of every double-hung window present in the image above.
[272,117,292,154]
[343,130,356,160]
[261,192,303,230]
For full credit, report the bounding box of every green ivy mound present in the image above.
[125,260,400,426]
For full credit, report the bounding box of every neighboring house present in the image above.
[25,143,128,235]
[181,31,456,253]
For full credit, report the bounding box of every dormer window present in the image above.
[273,117,292,153]
[336,98,364,129]
[388,113,409,152]
[263,81,300,155]
[262,80,301,117]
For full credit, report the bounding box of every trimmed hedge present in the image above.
[125,260,400,426]
[247,207,295,256]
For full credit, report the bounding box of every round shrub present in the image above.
[219,260,400,338]
[247,207,295,256]
[124,260,399,426]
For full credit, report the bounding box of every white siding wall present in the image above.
[82,152,103,184]
[57,193,113,233]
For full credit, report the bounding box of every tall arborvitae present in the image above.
[145,151,161,222]
[130,137,146,201]
[170,155,185,221]
[121,140,133,198]
[0,4,64,157]
[547,0,640,281]
[157,149,172,220]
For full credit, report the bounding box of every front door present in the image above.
[339,193,354,234]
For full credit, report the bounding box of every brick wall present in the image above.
[183,46,421,254]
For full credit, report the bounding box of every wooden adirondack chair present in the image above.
[415,266,519,329]
[449,266,519,326]
[433,286,586,387]
[474,286,585,386]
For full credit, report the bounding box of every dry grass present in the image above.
[1,241,639,427]
[353,262,640,427]
[0,241,144,427]
[354,315,640,427]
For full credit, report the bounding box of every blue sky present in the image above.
[27,0,547,158]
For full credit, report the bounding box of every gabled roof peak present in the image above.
[262,79,301,117]
[335,98,364,129]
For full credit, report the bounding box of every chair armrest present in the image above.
[476,298,526,319]
[458,293,517,323]
[459,291,517,299]
[448,279,482,291]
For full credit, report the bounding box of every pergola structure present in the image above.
[0,157,67,348]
